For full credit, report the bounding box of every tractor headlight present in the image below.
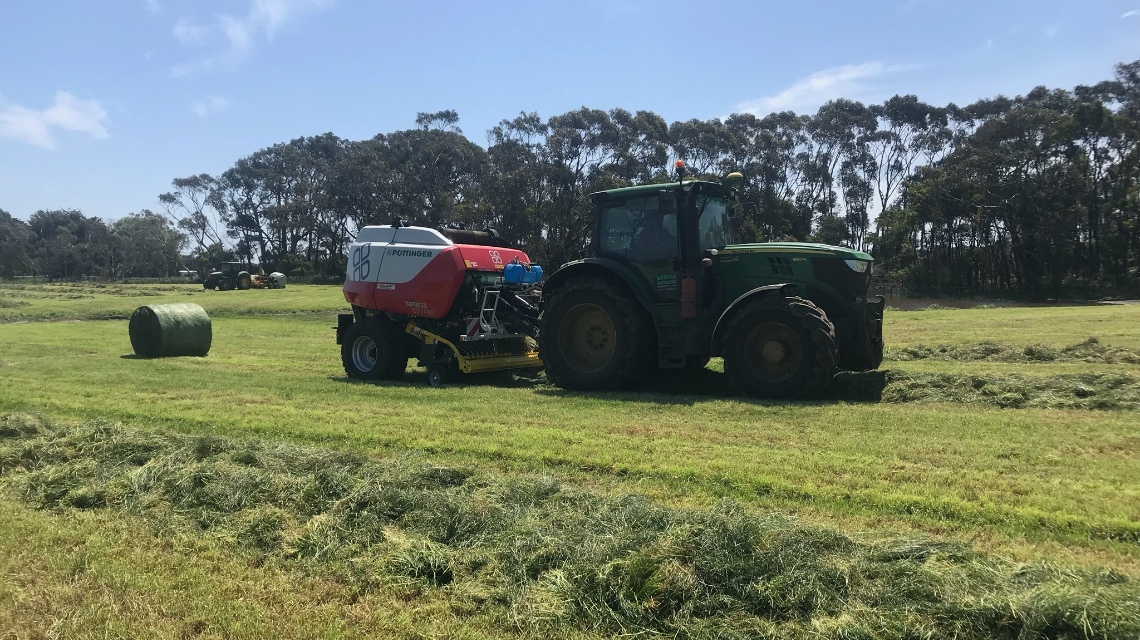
[844,259,869,273]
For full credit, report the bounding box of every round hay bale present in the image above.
[129,303,212,357]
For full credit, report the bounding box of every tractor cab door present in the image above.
[597,194,692,368]
[596,196,681,302]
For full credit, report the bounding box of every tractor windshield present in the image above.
[696,195,733,251]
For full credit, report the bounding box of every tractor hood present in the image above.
[719,242,873,262]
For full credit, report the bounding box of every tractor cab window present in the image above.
[696,195,732,251]
[598,197,677,263]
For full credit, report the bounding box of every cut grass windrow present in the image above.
[2,414,1138,640]
[887,337,1140,365]
[829,369,1140,411]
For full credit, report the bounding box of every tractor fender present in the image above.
[541,258,656,313]
[710,283,799,354]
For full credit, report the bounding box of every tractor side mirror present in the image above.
[657,190,677,215]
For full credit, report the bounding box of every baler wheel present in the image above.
[426,365,450,387]
[539,277,654,391]
[341,319,408,380]
[722,296,837,399]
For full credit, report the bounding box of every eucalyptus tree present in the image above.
[539,107,623,268]
[804,99,878,246]
[483,111,551,250]
[0,209,31,278]
[605,108,670,182]
[110,210,185,277]
[158,174,225,254]
[26,209,116,280]
[669,117,730,177]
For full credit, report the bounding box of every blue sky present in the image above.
[1,0,1138,222]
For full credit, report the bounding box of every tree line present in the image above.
[2,59,1137,297]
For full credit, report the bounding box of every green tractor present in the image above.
[538,168,884,398]
[202,262,253,291]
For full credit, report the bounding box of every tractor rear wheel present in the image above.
[341,319,409,380]
[539,277,654,391]
[723,296,837,399]
[236,271,252,290]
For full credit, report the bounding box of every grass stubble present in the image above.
[2,414,1138,640]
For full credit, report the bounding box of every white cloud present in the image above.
[737,63,921,116]
[0,92,109,149]
[1123,9,1140,18]
[170,0,333,77]
[173,18,210,45]
[191,96,231,118]
[146,0,160,14]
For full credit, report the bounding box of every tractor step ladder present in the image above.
[656,323,686,369]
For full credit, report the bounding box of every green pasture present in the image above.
[0,281,345,322]
[1,284,1138,637]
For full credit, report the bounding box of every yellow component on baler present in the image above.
[404,323,543,375]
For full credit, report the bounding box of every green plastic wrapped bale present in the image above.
[129,303,212,357]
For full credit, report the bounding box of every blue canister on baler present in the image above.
[504,261,543,284]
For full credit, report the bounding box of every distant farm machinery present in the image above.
[203,262,287,291]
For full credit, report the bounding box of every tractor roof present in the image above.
[590,180,722,202]
[722,242,873,261]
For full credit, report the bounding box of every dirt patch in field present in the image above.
[2,415,1137,639]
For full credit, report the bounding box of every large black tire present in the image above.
[236,271,253,290]
[341,318,409,380]
[722,296,837,399]
[218,279,233,291]
[539,277,654,391]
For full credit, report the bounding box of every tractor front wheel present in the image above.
[723,296,837,399]
[341,319,409,380]
[539,277,654,391]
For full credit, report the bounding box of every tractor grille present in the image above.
[810,257,871,305]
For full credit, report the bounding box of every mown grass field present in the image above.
[1,282,1138,638]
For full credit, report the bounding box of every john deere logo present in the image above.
[388,249,433,257]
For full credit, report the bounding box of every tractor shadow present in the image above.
[535,368,889,406]
[329,367,889,406]
[326,368,544,390]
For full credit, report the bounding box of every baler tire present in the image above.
[341,319,408,381]
[427,365,450,387]
[539,276,654,391]
[236,272,252,290]
[722,296,837,399]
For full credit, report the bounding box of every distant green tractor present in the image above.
[538,167,884,398]
[202,262,252,291]
[202,263,286,291]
